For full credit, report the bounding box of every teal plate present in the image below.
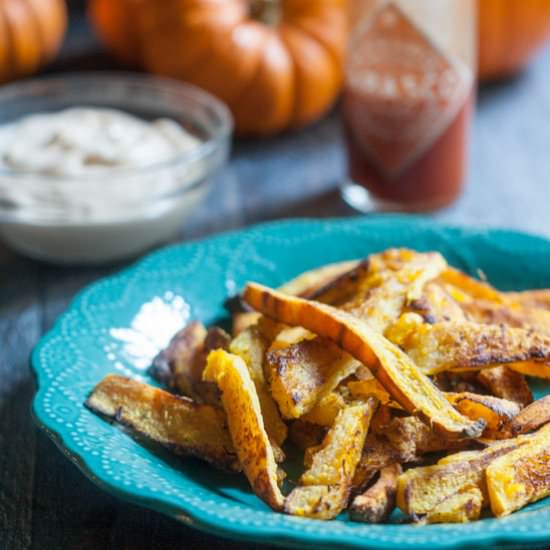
[32,215,550,549]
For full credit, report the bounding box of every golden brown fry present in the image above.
[399,321,550,376]
[436,437,520,465]
[288,420,326,450]
[310,250,446,322]
[438,267,503,304]
[506,289,550,310]
[352,435,407,491]
[229,327,288,447]
[348,378,392,405]
[203,350,285,511]
[308,260,371,305]
[424,487,483,524]
[285,399,377,519]
[406,282,466,324]
[256,316,287,344]
[369,405,395,432]
[150,321,206,393]
[284,485,348,521]
[509,361,550,380]
[461,299,550,337]
[85,374,240,471]
[269,326,313,349]
[151,322,230,405]
[381,416,472,457]
[446,392,521,434]
[343,249,447,334]
[301,399,376,486]
[244,283,485,439]
[349,463,402,523]
[232,312,261,336]
[432,371,488,394]
[301,391,347,427]
[278,260,361,299]
[486,425,550,517]
[477,366,533,408]
[508,395,550,435]
[230,261,363,335]
[266,337,360,419]
[303,443,322,469]
[396,442,521,517]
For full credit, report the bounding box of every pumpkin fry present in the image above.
[352,435,409,491]
[424,487,483,524]
[349,463,402,523]
[486,425,550,517]
[244,283,485,439]
[285,398,376,520]
[279,260,360,299]
[446,392,521,435]
[508,395,550,435]
[438,267,503,303]
[151,321,230,405]
[308,260,371,305]
[406,282,466,324]
[380,416,472,457]
[301,390,347,427]
[230,262,358,336]
[229,327,288,447]
[342,249,447,334]
[462,299,550,336]
[203,350,285,511]
[508,361,550,380]
[506,289,550,311]
[348,378,392,405]
[265,336,360,419]
[396,442,523,517]
[477,366,533,407]
[85,374,240,471]
[232,312,261,336]
[288,420,326,450]
[399,321,550,375]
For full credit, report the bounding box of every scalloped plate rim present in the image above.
[31,214,550,550]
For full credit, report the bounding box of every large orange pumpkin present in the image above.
[89,0,347,136]
[0,0,66,83]
[479,0,550,81]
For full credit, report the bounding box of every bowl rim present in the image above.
[0,71,234,181]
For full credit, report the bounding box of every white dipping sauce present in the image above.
[0,108,210,264]
[0,108,200,176]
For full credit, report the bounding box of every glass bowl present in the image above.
[0,73,232,264]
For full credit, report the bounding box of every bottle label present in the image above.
[344,1,472,179]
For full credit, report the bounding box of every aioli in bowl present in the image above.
[0,74,232,264]
[0,108,201,176]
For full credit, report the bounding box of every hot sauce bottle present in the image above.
[342,0,476,212]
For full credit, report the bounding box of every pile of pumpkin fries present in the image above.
[86,249,550,523]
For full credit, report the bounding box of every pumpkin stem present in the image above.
[249,0,281,26]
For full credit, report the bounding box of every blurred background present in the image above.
[1,0,550,260]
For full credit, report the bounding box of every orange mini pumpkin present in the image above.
[0,0,66,83]
[89,0,347,136]
[88,0,141,67]
[479,0,550,81]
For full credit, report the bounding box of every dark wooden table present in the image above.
[3,5,550,550]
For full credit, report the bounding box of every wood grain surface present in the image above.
[2,4,550,550]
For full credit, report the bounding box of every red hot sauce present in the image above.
[342,3,475,211]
